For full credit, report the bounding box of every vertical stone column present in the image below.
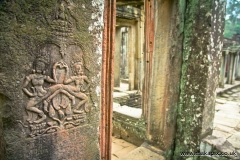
[128,26,135,90]
[174,0,226,159]
[143,0,184,155]
[134,20,140,90]
[219,51,228,88]
[142,0,155,119]
[236,52,240,80]
[114,27,122,87]
[227,52,236,84]
[0,0,104,159]
[100,0,115,159]
[233,52,238,81]
[135,10,145,91]
[233,51,239,81]
[122,27,129,79]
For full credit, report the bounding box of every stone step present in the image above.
[119,146,165,160]
[113,91,142,108]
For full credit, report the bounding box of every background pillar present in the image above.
[219,51,227,88]
[235,52,240,80]
[227,52,236,84]
[114,27,122,87]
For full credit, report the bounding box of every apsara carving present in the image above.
[23,56,92,137]
[22,0,94,137]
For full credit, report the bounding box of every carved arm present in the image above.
[82,76,90,92]
[64,77,74,84]
[45,76,56,84]
[22,76,35,97]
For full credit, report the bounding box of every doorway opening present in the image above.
[111,0,146,158]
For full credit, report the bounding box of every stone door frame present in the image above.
[100,0,152,159]
[100,0,116,159]
[100,0,156,158]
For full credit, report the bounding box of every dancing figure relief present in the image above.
[23,58,91,131]
[63,62,90,114]
[22,59,56,124]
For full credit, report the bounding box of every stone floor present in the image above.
[111,136,138,160]
[111,136,165,160]
[214,83,240,154]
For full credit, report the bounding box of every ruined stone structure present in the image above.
[113,0,227,159]
[0,0,104,159]
[219,37,240,88]
[114,5,144,90]
[0,0,227,159]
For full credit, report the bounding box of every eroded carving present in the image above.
[23,59,56,124]
[51,0,77,39]
[23,56,92,137]
[20,0,96,137]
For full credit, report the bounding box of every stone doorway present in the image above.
[112,0,146,151]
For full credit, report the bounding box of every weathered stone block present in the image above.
[0,0,104,159]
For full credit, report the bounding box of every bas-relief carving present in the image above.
[23,56,92,137]
[22,0,95,137]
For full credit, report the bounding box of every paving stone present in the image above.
[113,102,121,108]
[119,147,165,160]
[216,99,227,104]
[202,135,226,146]
[227,91,234,94]
[215,125,235,133]
[112,141,125,153]
[122,90,138,95]
[235,123,240,131]
[221,93,230,98]
[212,130,231,138]
[113,105,142,118]
[226,114,240,121]
[114,145,138,158]
[218,97,228,101]
[225,101,239,105]
[112,137,136,148]
[111,137,138,159]
[232,94,239,97]
[112,155,119,160]
[113,92,130,98]
[215,103,239,112]
[214,118,239,128]
[227,132,240,149]
[214,112,227,118]
[114,83,129,92]
[232,99,239,102]
[232,89,239,93]
[202,136,240,159]
[216,141,239,159]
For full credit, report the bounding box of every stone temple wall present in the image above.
[0,0,104,159]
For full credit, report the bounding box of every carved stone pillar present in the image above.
[135,12,145,91]
[128,25,135,91]
[121,27,129,79]
[0,0,105,159]
[236,52,240,80]
[219,51,228,88]
[227,52,236,84]
[114,27,121,87]
[121,28,129,79]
